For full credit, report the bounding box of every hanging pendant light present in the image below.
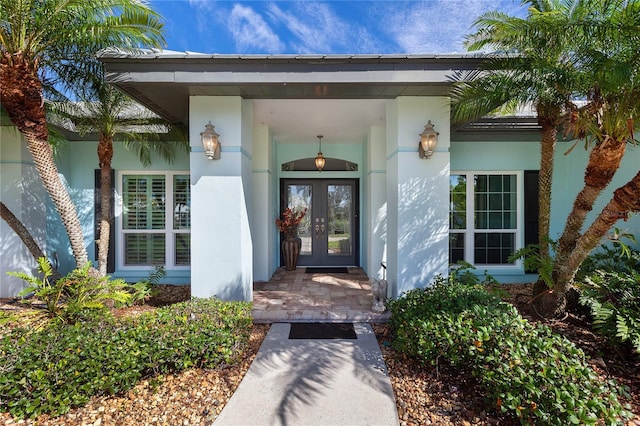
[315,135,326,171]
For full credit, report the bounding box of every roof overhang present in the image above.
[100,51,490,126]
[99,51,540,142]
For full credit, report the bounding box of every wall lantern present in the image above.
[418,120,439,159]
[200,121,221,160]
[315,135,326,171]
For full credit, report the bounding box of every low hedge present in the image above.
[0,298,252,419]
[389,278,632,425]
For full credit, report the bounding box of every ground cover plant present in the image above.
[389,273,633,425]
[1,281,638,425]
[0,298,252,419]
[8,258,137,323]
[575,235,640,354]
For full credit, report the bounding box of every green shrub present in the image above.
[0,298,252,419]
[578,269,640,353]
[129,265,166,305]
[8,258,66,318]
[576,234,640,354]
[8,258,132,322]
[389,280,632,425]
[132,298,253,373]
[576,229,638,281]
[389,276,502,358]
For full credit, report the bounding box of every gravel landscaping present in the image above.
[1,284,639,425]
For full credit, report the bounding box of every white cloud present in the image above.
[267,2,382,54]
[228,4,285,52]
[267,3,337,53]
[158,0,527,55]
[382,0,527,53]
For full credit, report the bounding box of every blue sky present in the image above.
[150,1,528,54]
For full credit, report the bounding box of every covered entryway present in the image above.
[101,53,454,302]
[281,179,359,267]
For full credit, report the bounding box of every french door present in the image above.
[281,179,359,267]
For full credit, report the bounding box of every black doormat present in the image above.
[289,322,357,339]
[305,267,348,274]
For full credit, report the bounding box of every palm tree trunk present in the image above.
[556,138,626,257]
[1,54,89,268]
[535,138,627,317]
[97,134,114,276]
[558,170,640,287]
[23,129,89,267]
[537,118,558,260]
[1,201,63,281]
[0,202,47,262]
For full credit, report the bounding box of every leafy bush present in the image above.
[0,298,252,419]
[8,258,66,318]
[128,265,166,305]
[576,230,640,281]
[576,234,640,354]
[131,298,252,373]
[8,258,133,322]
[389,280,632,425]
[449,260,499,287]
[508,239,556,287]
[578,269,640,354]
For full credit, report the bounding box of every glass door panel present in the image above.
[285,184,312,255]
[327,184,352,256]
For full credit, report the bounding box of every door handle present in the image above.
[315,224,320,239]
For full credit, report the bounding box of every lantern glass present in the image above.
[315,152,326,171]
[315,135,326,171]
[200,121,220,160]
[421,133,437,152]
[419,120,439,159]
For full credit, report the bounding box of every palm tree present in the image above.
[451,0,586,286]
[452,0,640,317]
[551,21,640,307]
[53,74,187,276]
[0,0,164,268]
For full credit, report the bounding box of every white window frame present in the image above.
[115,170,191,271]
[450,171,523,271]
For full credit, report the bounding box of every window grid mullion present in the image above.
[466,172,474,264]
[166,176,174,269]
[119,171,190,270]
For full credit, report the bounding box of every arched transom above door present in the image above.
[281,158,358,172]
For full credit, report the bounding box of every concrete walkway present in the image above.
[214,322,399,426]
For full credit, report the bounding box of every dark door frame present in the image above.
[280,178,360,267]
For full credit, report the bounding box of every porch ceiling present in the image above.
[253,99,386,144]
[110,82,443,144]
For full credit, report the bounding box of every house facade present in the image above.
[1,53,639,300]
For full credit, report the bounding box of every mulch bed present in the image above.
[1,283,639,425]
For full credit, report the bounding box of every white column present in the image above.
[189,96,253,301]
[251,125,276,282]
[365,126,387,282]
[385,97,450,298]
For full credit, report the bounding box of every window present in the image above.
[119,172,190,268]
[449,172,520,266]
